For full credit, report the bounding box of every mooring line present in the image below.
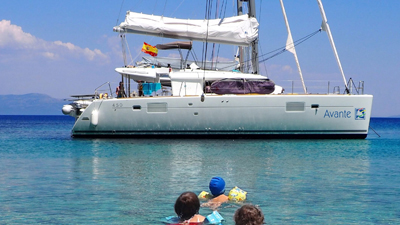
[370,126,381,137]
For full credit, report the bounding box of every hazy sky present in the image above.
[1,0,398,117]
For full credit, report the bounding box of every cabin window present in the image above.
[147,102,168,113]
[286,102,305,112]
[133,105,141,110]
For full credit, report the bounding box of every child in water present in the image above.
[201,176,229,210]
[163,191,225,224]
[174,192,205,224]
[234,204,265,225]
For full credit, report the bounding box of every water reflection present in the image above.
[168,142,204,187]
[3,117,400,224]
[19,137,390,224]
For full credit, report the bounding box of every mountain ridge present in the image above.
[0,93,66,115]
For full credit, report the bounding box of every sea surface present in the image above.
[0,116,399,224]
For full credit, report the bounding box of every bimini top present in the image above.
[113,12,259,46]
[156,41,192,50]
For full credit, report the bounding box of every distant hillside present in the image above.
[0,94,67,115]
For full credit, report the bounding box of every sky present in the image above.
[0,0,399,117]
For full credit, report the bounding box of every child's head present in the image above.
[209,176,225,196]
[234,204,264,225]
[174,192,201,220]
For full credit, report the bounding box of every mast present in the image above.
[120,34,127,67]
[280,0,307,93]
[316,0,349,93]
[248,0,259,74]
[120,34,127,84]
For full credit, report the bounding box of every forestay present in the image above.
[113,12,259,46]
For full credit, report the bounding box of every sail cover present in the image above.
[211,79,275,94]
[113,12,259,46]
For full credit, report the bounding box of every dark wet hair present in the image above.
[174,192,200,220]
[234,204,264,225]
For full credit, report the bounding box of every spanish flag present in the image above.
[141,42,158,56]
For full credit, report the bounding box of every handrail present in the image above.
[280,79,365,95]
[94,82,114,98]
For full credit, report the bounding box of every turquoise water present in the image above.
[0,116,399,224]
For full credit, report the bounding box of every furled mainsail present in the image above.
[113,12,259,46]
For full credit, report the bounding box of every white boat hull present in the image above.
[70,94,373,139]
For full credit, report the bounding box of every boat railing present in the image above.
[279,79,366,95]
[333,86,340,94]
[94,82,114,99]
[347,78,365,95]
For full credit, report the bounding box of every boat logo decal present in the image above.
[355,108,366,120]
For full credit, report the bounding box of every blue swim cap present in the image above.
[209,176,225,196]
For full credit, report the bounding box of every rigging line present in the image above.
[210,0,219,70]
[215,44,221,69]
[259,31,319,63]
[124,36,135,65]
[292,29,321,45]
[219,0,227,19]
[205,0,212,69]
[258,0,267,76]
[215,30,320,71]
[283,29,321,54]
[201,0,208,66]
[152,0,159,15]
[135,0,145,11]
[202,0,212,69]
[258,29,321,60]
[258,42,269,77]
[259,31,319,64]
[214,0,228,69]
[191,50,200,65]
[258,49,286,64]
[162,0,168,15]
[369,126,381,138]
[116,0,126,26]
[231,0,234,18]
[200,0,213,93]
[258,0,263,24]
[211,0,227,69]
[169,0,186,17]
[215,0,219,19]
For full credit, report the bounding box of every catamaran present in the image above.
[62,0,373,138]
